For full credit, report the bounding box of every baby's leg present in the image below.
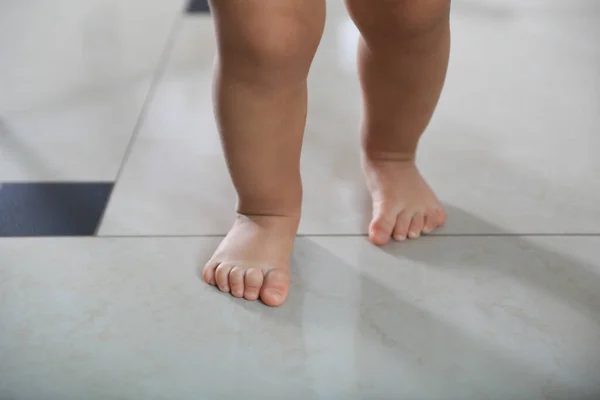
[346,0,451,245]
[202,0,325,306]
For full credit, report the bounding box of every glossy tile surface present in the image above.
[0,0,185,181]
[101,1,600,236]
[0,183,112,237]
[1,235,599,399]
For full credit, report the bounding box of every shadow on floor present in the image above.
[254,205,600,398]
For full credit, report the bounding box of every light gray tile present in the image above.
[0,0,186,181]
[0,86,149,182]
[99,133,238,235]
[102,2,600,235]
[0,0,186,113]
[1,235,599,399]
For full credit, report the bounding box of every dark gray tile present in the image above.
[0,183,113,237]
[186,0,210,13]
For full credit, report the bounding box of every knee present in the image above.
[348,0,450,45]
[216,13,324,82]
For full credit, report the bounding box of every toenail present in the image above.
[265,288,283,298]
[409,231,420,239]
[394,234,406,241]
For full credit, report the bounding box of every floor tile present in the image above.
[0,0,186,113]
[186,0,209,14]
[0,87,150,182]
[0,183,112,237]
[101,2,600,236]
[1,235,599,399]
[0,0,186,181]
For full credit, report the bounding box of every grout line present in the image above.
[399,233,600,237]
[99,233,600,238]
[3,233,600,239]
[94,14,185,236]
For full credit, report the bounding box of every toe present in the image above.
[423,210,438,234]
[202,262,218,286]
[369,203,397,246]
[392,211,412,241]
[408,212,425,239]
[215,263,233,293]
[244,268,264,301]
[437,207,447,226]
[260,269,290,307]
[228,266,245,298]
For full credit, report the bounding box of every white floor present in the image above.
[1,1,600,399]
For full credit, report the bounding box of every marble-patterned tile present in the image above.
[101,2,600,235]
[0,0,186,181]
[1,234,599,399]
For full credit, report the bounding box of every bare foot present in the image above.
[202,213,299,307]
[363,158,446,245]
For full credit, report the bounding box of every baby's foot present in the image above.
[202,213,299,307]
[363,158,446,245]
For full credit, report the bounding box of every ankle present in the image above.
[237,202,302,220]
[236,184,302,218]
[234,213,301,235]
[362,150,416,165]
